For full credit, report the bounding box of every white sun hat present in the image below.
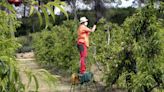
[80,17,88,23]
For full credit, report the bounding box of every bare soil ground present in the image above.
[16,52,126,92]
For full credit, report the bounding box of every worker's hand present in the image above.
[92,25,97,32]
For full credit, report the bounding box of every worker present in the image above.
[77,17,97,74]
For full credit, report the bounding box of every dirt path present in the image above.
[16,52,70,92]
[16,52,104,92]
[16,52,125,92]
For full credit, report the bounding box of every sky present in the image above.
[49,0,135,15]
[76,0,134,9]
[118,0,134,7]
[15,0,135,18]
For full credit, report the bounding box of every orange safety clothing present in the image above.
[77,25,91,47]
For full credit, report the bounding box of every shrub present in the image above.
[91,1,164,92]
[32,20,79,73]
[16,36,33,53]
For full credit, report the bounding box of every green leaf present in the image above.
[60,1,66,6]
[41,6,49,29]
[54,0,60,3]
[36,69,57,86]
[48,2,68,19]
[36,10,43,27]
[29,6,35,16]
[45,5,55,21]
[0,2,16,13]
[31,0,38,5]
[32,75,39,91]
[27,72,32,89]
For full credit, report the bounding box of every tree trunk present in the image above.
[51,0,55,11]
[94,0,105,19]
[71,0,77,20]
[24,4,26,17]
[107,29,110,45]
[73,6,77,20]
[138,0,142,7]
[38,0,41,11]
[32,24,35,32]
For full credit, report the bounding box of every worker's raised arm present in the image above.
[91,25,96,32]
[82,24,96,32]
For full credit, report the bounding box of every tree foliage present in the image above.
[1,0,162,91]
[0,1,59,92]
[32,1,164,91]
[0,7,24,92]
[90,0,164,91]
[32,20,79,73]
[29,0,68,28]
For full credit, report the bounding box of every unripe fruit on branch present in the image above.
[8,0,14,4]
[8,0,22,6]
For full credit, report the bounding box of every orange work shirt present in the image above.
[77,25,91,47]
